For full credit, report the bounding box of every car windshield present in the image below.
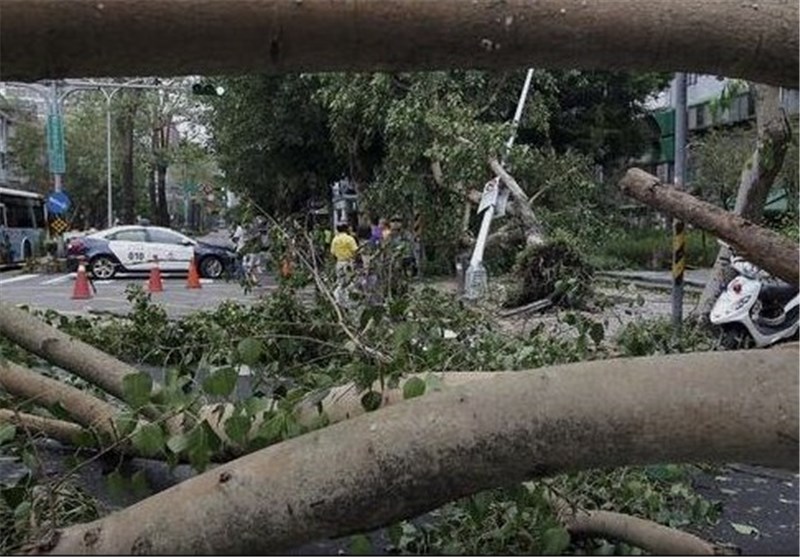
[105,229,147,242]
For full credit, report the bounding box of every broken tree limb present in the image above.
[498,298,552,318]
[1,0,796,86]
[0,360,118,439]
[37,348,797,555]
[619,168,799,285]
[0,408,86,445]
[696,84,793,317]
[0,302,162,422]
[546,490,725,555]
[489,157,546,245]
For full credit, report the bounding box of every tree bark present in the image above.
[35,348,797,555]
[0,409,86,446]
[619,168,798,285]
[0,301,162,422]
[696,84,793,317]
[1,1,796,86]
[489,157,546,245]
[0,360,119,439]
[117,91,140,225]
[546,491,725,555]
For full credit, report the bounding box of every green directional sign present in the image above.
[46,114,66,174]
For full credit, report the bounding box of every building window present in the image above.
[687,74,699,86]
[696,104,706,128]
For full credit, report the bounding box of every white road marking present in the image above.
[41,274,74,285]
[200,278,214,284]
[0,274,40,286]
[94,280,113,285]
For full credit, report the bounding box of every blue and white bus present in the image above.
[0,187,47,265]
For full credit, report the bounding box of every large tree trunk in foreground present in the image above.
[1,0,796,85]
[34,349,797,555]
[620,168,799,285]
[696,84,793,317]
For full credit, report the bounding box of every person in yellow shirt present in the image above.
[330,224,358,306]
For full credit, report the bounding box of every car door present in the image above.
[145,228,195,271]
[105,227,149,271]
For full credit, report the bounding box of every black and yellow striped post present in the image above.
[671,72,687,333]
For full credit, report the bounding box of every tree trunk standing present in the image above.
[1,0,796,87]
[696,85,792,318]
[147,166,158,222]
[157,163,169,227]
[619,168,799,285]
[34,349,798,555]
[117,91,140,225]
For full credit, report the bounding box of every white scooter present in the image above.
[710,246,799,348]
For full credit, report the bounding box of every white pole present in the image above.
[106,91,113,228]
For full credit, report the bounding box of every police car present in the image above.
[66,225,236,280]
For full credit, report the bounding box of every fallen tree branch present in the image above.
[619,168,799,285]
[546,489,726,555]
[0,408,85,445]
[489,157,546,245]
[35,348,797,555]
[1,0,795,86]
[0,360,119,439]
[0,301,163,422]
[498,298,552,318]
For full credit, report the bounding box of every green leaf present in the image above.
[730,522,760,537]
[0,424,16,444]
[130,470,150,497]
[402,377,426,400]
[237,337,263,366]
[350,534,373,556]
[166,433,190,454]
[202,367,239,397]
[132,423,165,457]
[387,522,403,548]
[224,415,252,445]
[105,469,127,501]
[360,390,382,412]
[122,372,153,409]
[256,414,284,444]
[541,526,570,555]
[114,412,138,437]
[186,422,222,472]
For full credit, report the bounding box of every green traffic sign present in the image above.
[46,114,66,174]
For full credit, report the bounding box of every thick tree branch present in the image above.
[36,348,797,555]
[489,157,546,245]
[619,168,799,285]
[0,302,162,422]
[1,0,796,86]
[0,360,118,439]
[0,408,86,445]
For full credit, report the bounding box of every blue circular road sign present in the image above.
[46,191,71,215]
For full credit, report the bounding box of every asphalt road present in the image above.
[0,269,275,317]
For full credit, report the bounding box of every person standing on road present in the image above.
[330,224,358,306]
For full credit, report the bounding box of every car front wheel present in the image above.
[89,255,118,279]
[199,255,224,279]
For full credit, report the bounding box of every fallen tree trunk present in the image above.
[619,168,799,285]
[0,408,86,445]
[0,302,162,422]
[35,348,797,555]
[696,84,793,317]
[1,0,796,85]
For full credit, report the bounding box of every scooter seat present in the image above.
[760,283,799,306]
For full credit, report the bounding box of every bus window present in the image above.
[5,197,35,228]
[32,199,45,228]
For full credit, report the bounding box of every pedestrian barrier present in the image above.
[186,258,202,289]
[71,257,93,300]
[147,256,164,293]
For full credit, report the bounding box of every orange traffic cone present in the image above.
[147,256,164,293]
[186,258,202,289]
[72,257,93,300]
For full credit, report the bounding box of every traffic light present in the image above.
[191,83,224,96]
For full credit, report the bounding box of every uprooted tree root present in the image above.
[503,238,594,309]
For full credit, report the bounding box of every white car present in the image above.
[66,225,237,279]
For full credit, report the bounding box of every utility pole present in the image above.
[464,68,534,300]
[672,73,688,333]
